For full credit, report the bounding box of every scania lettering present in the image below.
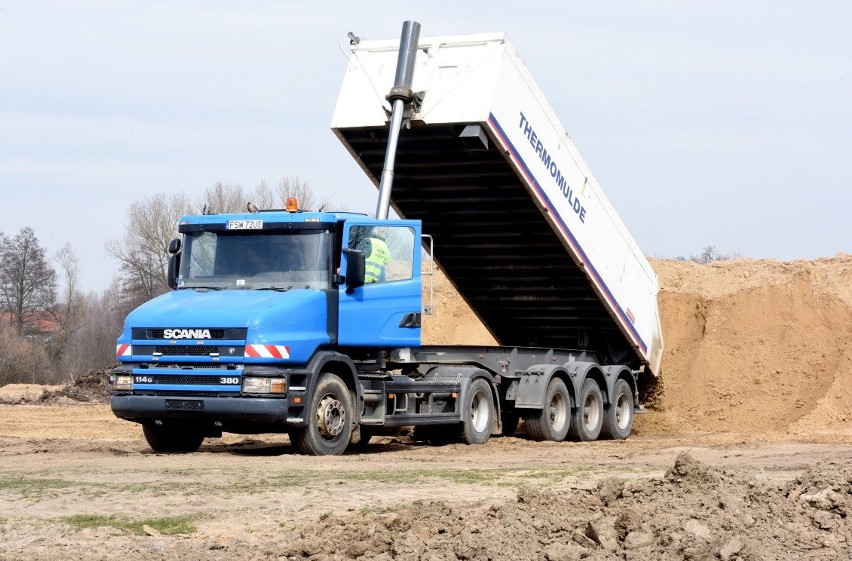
[111,23,664,456]
[162,329,212,339]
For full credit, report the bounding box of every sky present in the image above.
[1,1,850,292]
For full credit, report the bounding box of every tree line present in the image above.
[0,178,322,386]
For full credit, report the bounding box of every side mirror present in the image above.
[167,253,181,290]
[167,238,181,255]
[167,239,181,290]
[343,248,365,292]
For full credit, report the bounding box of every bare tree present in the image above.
[201,178,321,213]
[0,227,57,335]
[106,192,192,305]
[251,177,319,210]
[52,243,83,373]
[200,182,247,215]
[62,279,127,376]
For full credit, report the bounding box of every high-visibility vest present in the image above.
[364,238,390,283]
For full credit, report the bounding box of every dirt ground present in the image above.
[1,256,851,560]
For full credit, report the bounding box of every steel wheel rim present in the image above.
[549,392,568,432]
[317,394,345,439]
[615,392,631,430]
[470,390,489,433]
[583,392,600,431]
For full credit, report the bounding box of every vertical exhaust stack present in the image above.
[375,20,421,220]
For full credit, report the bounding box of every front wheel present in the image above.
[460,378,494,445]
[568,378,603,442]
[600,379,634,440]
[143,424,204,453]
[290,373,353,456]
[525,377,571,442]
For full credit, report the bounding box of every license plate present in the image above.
[165,399,204,411]
[227,220,263,230]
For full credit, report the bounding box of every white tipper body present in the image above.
[332,32,664,376]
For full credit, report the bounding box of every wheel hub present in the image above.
[548,394,568,431]
[615,394,631,429]
[317,395,345,438]
[583,393,600,430]
[470,391,489,433]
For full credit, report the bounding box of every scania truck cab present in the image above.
[112,208,425,455]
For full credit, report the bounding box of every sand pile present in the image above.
[653,254,852,438]
[423,253,852,439]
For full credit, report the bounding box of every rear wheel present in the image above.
[460,378,494,445]
[600,379,634,440]
[290,373,353,456]
[143,424,204,453]
[568,378,603,442]
[525,377,571,442]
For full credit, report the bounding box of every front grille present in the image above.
[132,346,245,358]
[155,346,221,356]
[136,375,238,385]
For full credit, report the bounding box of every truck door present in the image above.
[338,219,422,347]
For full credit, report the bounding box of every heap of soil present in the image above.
[282,453,851,560]
[40,368,113,404]
[653,254,852,439]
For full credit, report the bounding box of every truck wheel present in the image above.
[568,378,603,442]
[142,424,204,453]
[525,377,571,442]
[460,378,494,445]
[600,379,634,440]
[290,373,353,456]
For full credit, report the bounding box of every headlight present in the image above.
[242,377,286,394]
[111,374,133,391]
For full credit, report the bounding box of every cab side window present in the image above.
[348,226,414,284]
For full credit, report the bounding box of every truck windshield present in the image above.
[178,229,331,290]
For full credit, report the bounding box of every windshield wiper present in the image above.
[181,286,225,291]
[253,287,290,292]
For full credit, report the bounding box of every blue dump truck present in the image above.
[111,23,664,456]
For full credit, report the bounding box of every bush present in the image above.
[0,324,58,385]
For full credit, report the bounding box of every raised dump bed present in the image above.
[332,32,663,376]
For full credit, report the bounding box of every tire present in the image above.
[500,411,520,437]
[142,424,204,453]
[568,378,604,442]
[460,378,494,445]
[600,379,634,440]
[290,373,353,456]
[525,377,571,442]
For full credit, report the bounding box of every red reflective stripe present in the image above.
[116,344,129,357]
[245,345,290,358]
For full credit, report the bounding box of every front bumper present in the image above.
[111,394,300,424]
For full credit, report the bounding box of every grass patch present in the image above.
[61,514,197,535]
[0,477,75,496]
